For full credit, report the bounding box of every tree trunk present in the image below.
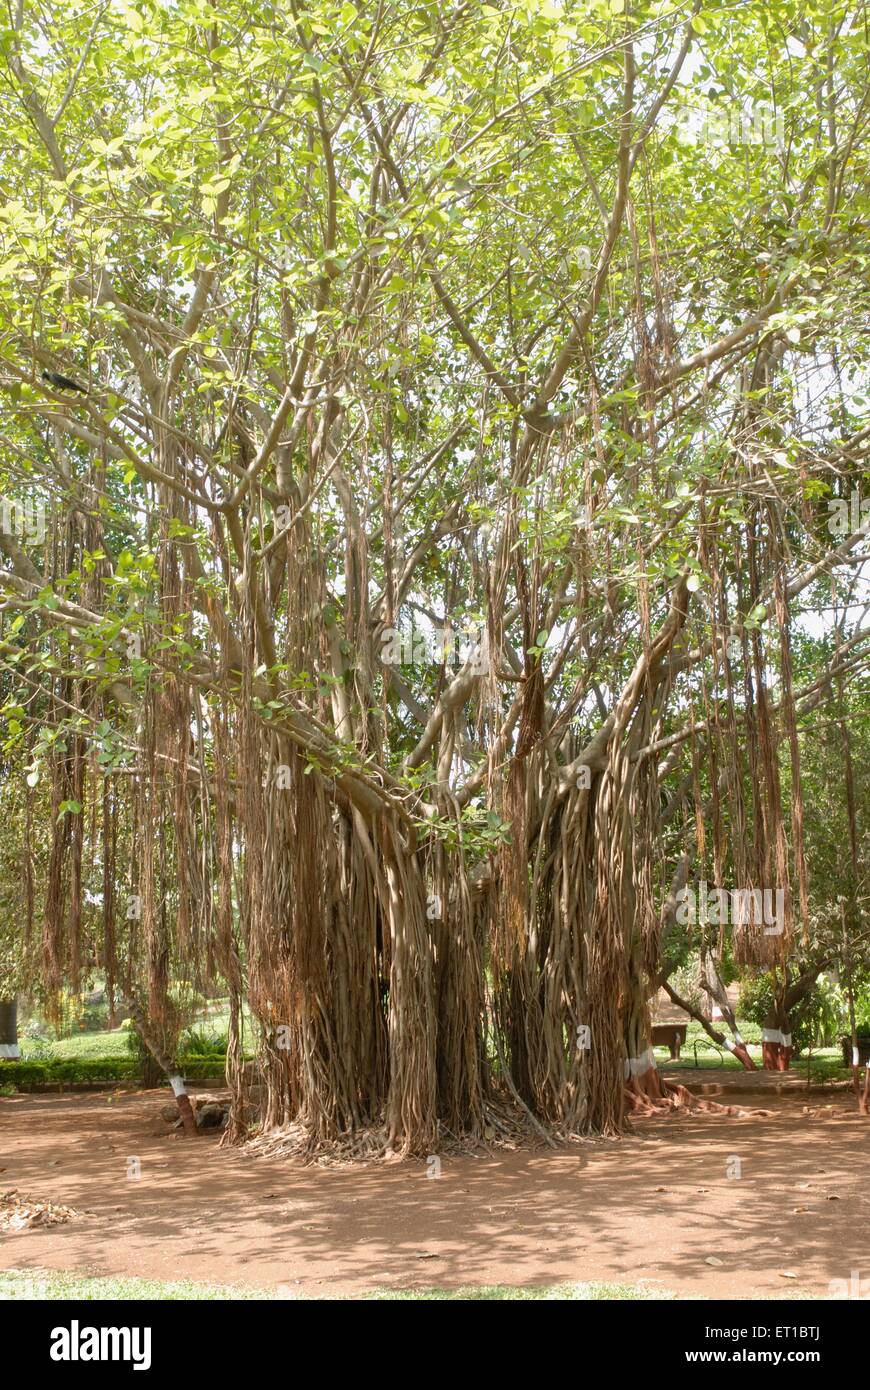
[760,1023,793,1071]
[841,905,868,1114]
[125,997,197,1135]
[761,964,825,1071]
[662,981,757,1070]
[0,997,20,1059]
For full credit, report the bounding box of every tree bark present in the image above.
[0,997,20,1059]
[840,907,868,1113]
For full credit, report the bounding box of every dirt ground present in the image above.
[1,1086,868,1298]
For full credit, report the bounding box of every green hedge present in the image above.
[0,1053,227,1088]
[183,1054,228,1080]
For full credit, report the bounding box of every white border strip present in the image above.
[624,1047,657,1079]
[761,1028,792,1047]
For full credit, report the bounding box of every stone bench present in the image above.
[651,1022,688,1059]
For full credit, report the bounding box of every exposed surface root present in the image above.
[241,1099,565,1165]
[623,1075,762,1119]
[238,1080,767,1163]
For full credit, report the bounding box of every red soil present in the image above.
[1,1088,867,1298]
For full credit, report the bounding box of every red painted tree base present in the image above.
[730,1042,757,1070]
[623,1068,746,1117]
[761,1041,793,1071]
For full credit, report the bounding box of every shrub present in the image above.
[668,954,704,1012]
[804,976,849,1047]
[179,1027,228,1059]
[0,1054,225,1089]
[80,999,110,1031]
[124,1025,164,1088]
[736,972,832,1055]
[0,1057,139,1086]
[182,1054,229,1080]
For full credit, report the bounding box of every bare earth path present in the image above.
[1,1090,867,1298]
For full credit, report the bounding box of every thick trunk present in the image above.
[245,781,457,1156]
[760,965,823,1071]
[0,997,20,1059]
[760,1018,793,1071]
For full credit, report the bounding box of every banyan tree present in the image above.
[0,0,868,1152]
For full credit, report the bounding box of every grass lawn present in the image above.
[17,1012,852,1086]
[0,1268,671,1301]
[19,1028,131,1061]
[0,1269,265,1300]
[18,1000,250,1062]
[652,1020,848,1080]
